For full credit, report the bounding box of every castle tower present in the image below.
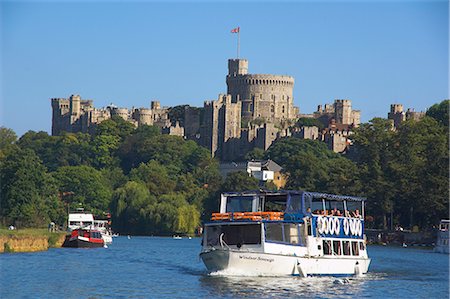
[334,99,352,125]
[151,101,161,110]
[132,108,153,126]
[388,104,406,129]
[225,58,296,125]
[69,94,81,125]
[201,94,242,159]
[228,59,248,76]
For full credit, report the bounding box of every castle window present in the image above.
[260,94,263,99]
[282,106,285,113]
[271,105,275,113]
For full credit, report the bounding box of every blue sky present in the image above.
[1,0,448,137]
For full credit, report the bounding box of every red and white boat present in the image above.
[63,228,104,248]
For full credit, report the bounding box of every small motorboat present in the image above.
[63,228,104,248]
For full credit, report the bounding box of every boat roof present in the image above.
[222,190,366,202]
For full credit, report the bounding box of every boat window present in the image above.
[284,224,301,245]
[226,196,253,212]
[323,240,332,255]
[346,201,363,218]
[264,195,287,212]
[343,241,351,255]
[69,221,81,226]
[359,241,365,251]
[324,201,344,216]
[285,194,302,213]
[351,241,359,256]
[311,198,323,215]
[333,240,341,255]
[265,223,283,242]
[205,224,261,246]
[265,223,304,245]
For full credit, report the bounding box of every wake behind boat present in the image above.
[200,190,370,276]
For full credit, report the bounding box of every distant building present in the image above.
[219,159,286,189]
[387,103,425,129]
[51,95,182,136]
[313,99,361,128]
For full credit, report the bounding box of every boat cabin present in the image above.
[215,190,365,221]
[205,190,367,256]
[68,208,94,231]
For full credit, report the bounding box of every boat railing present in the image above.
[219,233,231,250]
[211,212,284,222]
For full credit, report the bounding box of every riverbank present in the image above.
[0,228,66,253]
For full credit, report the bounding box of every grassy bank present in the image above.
[0,228,66,253]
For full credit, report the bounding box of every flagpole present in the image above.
[237,29,240,59]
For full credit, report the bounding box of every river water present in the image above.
[0,237,448,298]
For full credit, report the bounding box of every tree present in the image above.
[0,127,17,158]
[16,131,93,171]
[53,165,112,215]
[348,118,396,229]
[110,180,155,234]
[94,115,136,140]
[426,100,449,127]
[0,127,17,147]
[221,171,260,192]
[390,117,449,228]
[293,117,325,130]
[129,160,176,196]
[245,148,265,161]
[0,148,64,227]
[266,137,360,195]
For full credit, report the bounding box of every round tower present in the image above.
[111,107,129,121]
[226,59,295,124]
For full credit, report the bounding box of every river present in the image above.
[0,237,448,298]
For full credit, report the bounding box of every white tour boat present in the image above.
[68,209,113,245]
[200,190,370,276]
[434,219,449,254]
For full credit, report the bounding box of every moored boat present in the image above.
[200,190,371,276]
[434,219,449,254]
[63,228,104,248]
[68,209,113,244]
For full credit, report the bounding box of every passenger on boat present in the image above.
[331,208,342,216]
[352,209,361,218]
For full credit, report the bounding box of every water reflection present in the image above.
[199,273,385,298]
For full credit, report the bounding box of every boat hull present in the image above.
[63,236,104,248]
[200,249,370,276]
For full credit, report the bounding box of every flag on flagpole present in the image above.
[231,27,240,33]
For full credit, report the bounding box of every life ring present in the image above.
[357,220,363,237]
[328,217,335,235]
[334,217,341,235]
[349,218,356,235]
[317,216,324,234]
[343,218,350,235]
[323,217,329,234]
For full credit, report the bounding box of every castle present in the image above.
[51,58,364,160]
[51,96,183,136]
[387,104,425,129]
